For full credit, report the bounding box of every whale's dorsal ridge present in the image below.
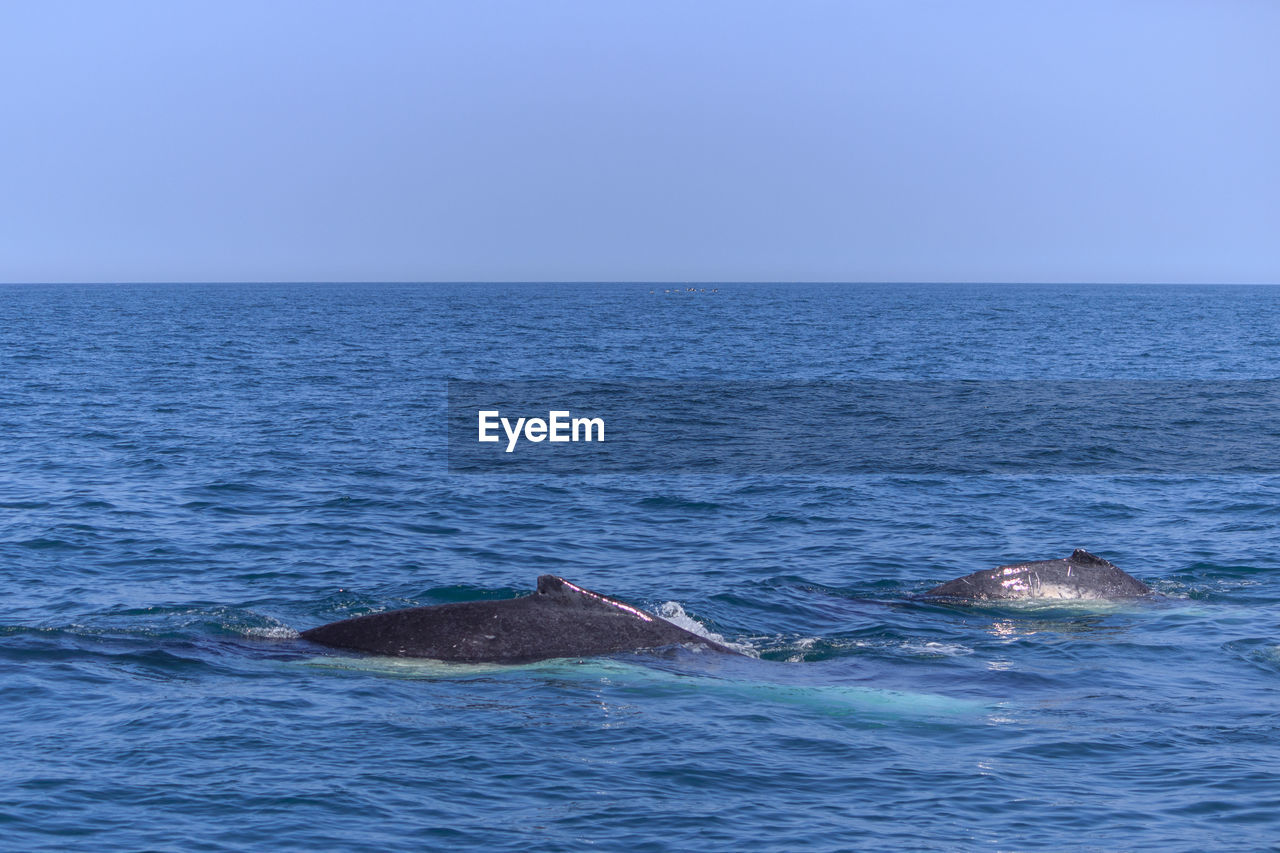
[1069,549,1114,568]
[535,575,657,621]
[536,574,570,596]
[535,574,612,605]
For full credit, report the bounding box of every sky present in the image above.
[0,0,1276,283]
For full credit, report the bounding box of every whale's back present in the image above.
[302,575,738,663]
[925,549,1152,601]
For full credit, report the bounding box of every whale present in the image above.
[301,574,741,663]
[924,549,1152,601]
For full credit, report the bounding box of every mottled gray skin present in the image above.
[302,575,740,663]
[925,549,1152,601]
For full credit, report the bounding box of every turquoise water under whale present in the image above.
[3,282,1280,850]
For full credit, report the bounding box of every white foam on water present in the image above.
[777,636,823,663]
[771,637,974,661]
[899,640,973,657]
[242,625,300,640]
[655,601,758,656]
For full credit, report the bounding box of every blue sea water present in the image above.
[2,282,1280,851]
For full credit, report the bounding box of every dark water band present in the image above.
[448,379,1280,474]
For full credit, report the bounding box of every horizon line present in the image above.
[3,280,1280,287]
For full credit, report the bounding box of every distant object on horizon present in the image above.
[301,575,740,663]
[924,549,1152,601]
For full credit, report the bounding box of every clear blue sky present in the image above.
[1,0,1276,283]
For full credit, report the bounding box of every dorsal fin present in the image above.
[536,575,572,596]
[534,575,655,622]
[1069,549,1114,568]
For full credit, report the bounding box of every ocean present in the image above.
[3,282,1279,850]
